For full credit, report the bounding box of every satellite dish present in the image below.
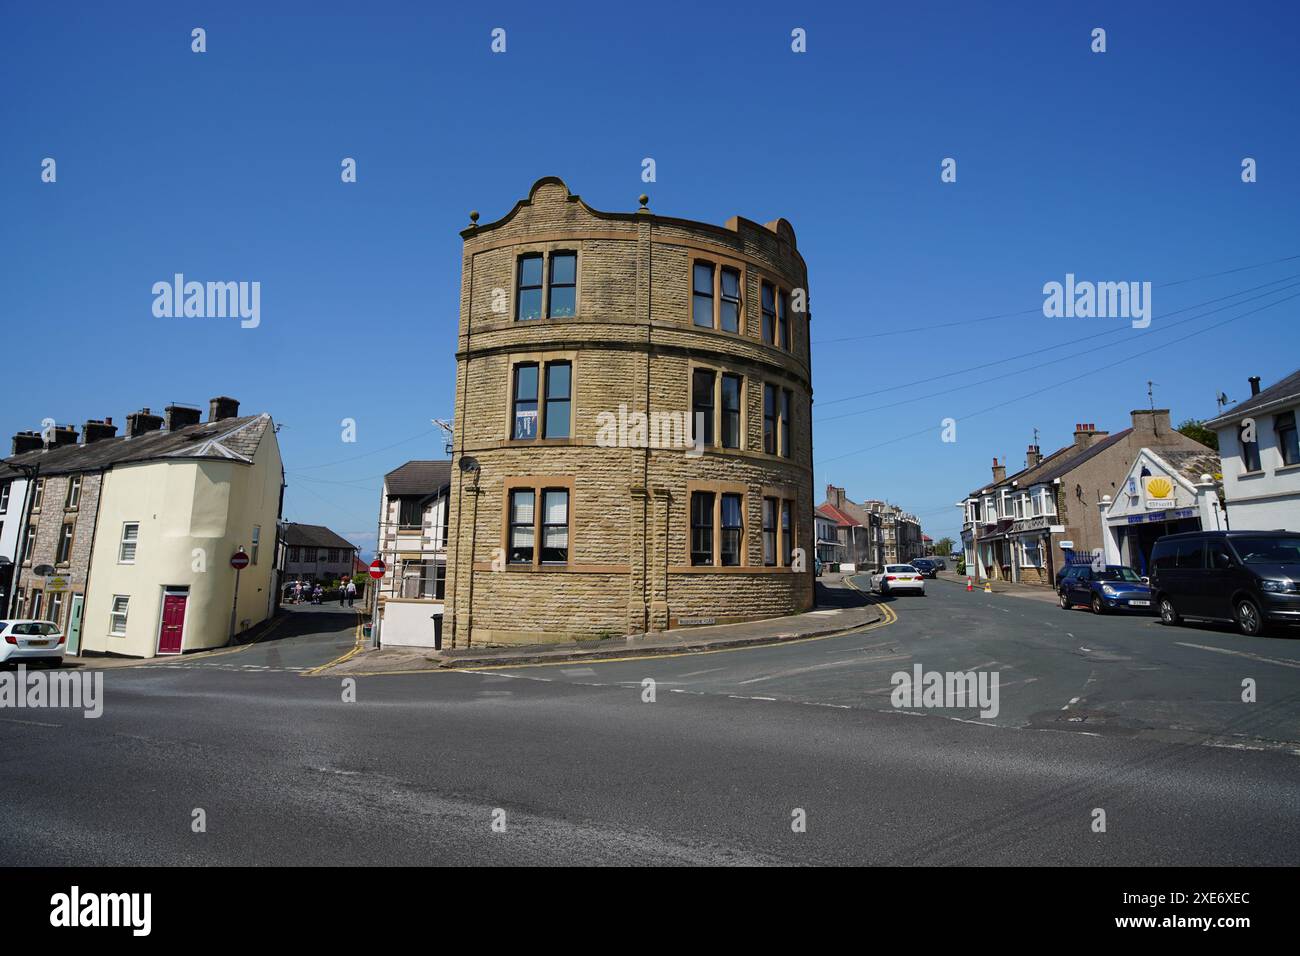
[458,456,480,473]
[33,564,56,577]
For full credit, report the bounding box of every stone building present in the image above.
[443,177,815,646]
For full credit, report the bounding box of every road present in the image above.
[1,580,1296,866]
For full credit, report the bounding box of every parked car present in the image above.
[1058,565,1154,614]
[0,619,66,666]
[1149,530,1300,636]
[910,558,939,578]
[871,564,926,596]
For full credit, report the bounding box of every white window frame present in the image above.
[119,521,139,564]
[110,595,130,636]
[66,475,82,510]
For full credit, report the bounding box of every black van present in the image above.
[1149,530,1300,636]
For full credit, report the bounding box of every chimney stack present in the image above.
[208,396,240,422]
[125,408,164,438]
[991,457,1007,483]
[165,404,203,432]
[1130,408,1172,435]
[1248,375,1261,396]
[826,484,846,509]
[1026,444,1042,468]
[11,431,43,455]
[50,425,79,447]
[1073,422,1110,448]
[83,417,118,444]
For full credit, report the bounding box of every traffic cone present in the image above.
[966,577,973,592]
[983,580,992,594]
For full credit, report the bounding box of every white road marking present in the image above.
[679,667,724,677]
[1174,642,1300,670]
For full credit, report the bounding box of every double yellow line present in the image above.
[301,609,365,677]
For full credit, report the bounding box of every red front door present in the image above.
[157,593,187,655]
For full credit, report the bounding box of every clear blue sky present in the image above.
[3,1,1298,555]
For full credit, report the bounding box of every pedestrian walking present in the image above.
[345,579,357,607]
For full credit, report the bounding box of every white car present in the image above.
[0,619,66,665]
[871,565,927,596]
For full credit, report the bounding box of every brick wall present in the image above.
[13,471,101,624]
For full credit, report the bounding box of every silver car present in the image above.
[0,619,66,665]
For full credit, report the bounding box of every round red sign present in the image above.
[368,559,386,580]
[230,550,250,570]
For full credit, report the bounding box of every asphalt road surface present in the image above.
[1,579,1296,866]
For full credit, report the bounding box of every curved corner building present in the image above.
[444,177,814,647]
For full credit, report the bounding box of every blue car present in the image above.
[1058,565,1154,614]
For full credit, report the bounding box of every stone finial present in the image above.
[637,193,649,212]
[469,210,479,226]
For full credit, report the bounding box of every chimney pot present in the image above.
[82,418,119,444]
[1248,375,1261,396]
[125,408,165,438]
[11,431,43,455]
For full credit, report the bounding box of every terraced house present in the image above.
[3,397,283,657]
[443,177,815,646]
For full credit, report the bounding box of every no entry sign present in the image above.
[230,550,250,571]
[369,559,386,580]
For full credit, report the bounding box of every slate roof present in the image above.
[1030,429,1134,484]
[1204,367,1300,428]
[384,460,452,497]
[1155,448,1223,484]
[2,414,273,477]
[282,522,357,550]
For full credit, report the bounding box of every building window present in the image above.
[781,499,794,565]
[508,489,535,564]
[693,369,716,447]
[288,546,300,563]
[690,491,714,565]
[763,498,778,566]
[23,525,36,563]
[30,590,42,620]
[1240,422,1262,472]
[398,497,423,529]
[780,388,792,459]
[720,493,743,566]
[252,526,261,565]
[548,252,577,318]
[512,363,539,439]
[32,478,44,511]
[110,595,129,636]
[763,384,794,457]
[435,562,447,599]
[544,362,571,439]
[0,481,9,513]
[65,476,82,510]
[540,490,569,563]
[1276,411,1299,467]
[761,282,776,344]
[692,262,714,327]
[720,373,742,449]
[506,485,570,566]
[777,289,790,349]
[119,522,139,563]
[719,267,741,333]
[512,360,571,441]
[327,548,339,563]
[516,254,544,321]
[49,592,63,626]
[56,522,74,565]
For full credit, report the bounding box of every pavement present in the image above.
[2,573,1297,865]
[932,571,1060,603]
[329,571,884,675]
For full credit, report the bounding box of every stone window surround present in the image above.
[687,358,749,453]
[498,476,576,571]
[511,245,583,322]
[503,349,579,446]
[761,379,795,460]
[761,489,800,568]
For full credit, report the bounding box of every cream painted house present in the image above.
[81,408,283,657]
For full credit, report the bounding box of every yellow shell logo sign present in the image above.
[1146,476,1173,500]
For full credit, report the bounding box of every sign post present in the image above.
[229,549,250,642]
[368,559,385,647]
